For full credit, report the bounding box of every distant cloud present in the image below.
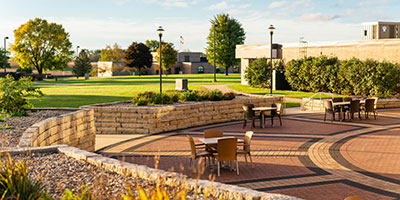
[286,0,313,11]
[269,1,287,9]
[239,4,251,9]
[162,0,189,8]
[359,0,389,7]
[299,13,340,21]
[208,1,230,10]
[114,0,131,6]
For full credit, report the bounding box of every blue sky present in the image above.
[1,0,399,52]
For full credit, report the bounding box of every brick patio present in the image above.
[96,108,400,200]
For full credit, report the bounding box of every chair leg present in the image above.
[249,153,253,168]
[243,120,246,128]
[252,119,255,129]
[244,154,248,164]
[236,160,239,175]
[271,116,274,127]
[278,115,282,126]
[217,162,220,176]
[324,112,327,121]
[331,112,334,122]
[189,158,192,166]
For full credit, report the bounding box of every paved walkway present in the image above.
[96,108,400,200]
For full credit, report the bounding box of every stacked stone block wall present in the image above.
[19,110,96,152]
[84,96,283,135]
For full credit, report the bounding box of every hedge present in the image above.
[285,56,400,97]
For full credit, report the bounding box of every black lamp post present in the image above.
[157,26,164,94]
[213,23,218,83]
[268,25,275,95]
[76,45,80,57]
[4,36,8,74]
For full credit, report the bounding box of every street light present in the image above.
[157,26,164,95]
[76,46,80,57]
[4,36,9,74]
[268,25,275,95]
[213,23,218,83]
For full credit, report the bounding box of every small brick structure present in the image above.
[19,109,96,152]
[82,95,284,135]
[301,97,400,111]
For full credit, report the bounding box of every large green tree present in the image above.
[11,18,73,80]
[145,40,173,52]
[99,43,124,61]
[205,13,246,76]
[155,43,177,74]
[73,49,92,78]
[124,42,152,76]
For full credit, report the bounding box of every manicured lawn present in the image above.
[227,84,343,99]
[285,102,301,108]
[42,74,241,85]
[31,74,240,108]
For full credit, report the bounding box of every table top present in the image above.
[199,136,242,145]
[333,100,366,106]
[252,107,277,111]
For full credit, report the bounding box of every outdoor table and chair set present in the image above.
[323,97,378,122]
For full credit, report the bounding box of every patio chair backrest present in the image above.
[204,129,223,138]
[186,135,197,159]
[365,99,375,112]
[243,104,256,119]
[371,97,378,109]
[324,100,333,111]
[332,97,343,102]
[243,131,254,152]
[350,100,360,112]
[217,138,237,161]
[343,97,352,102]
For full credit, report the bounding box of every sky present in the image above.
[0,0,399,52]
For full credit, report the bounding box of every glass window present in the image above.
[184,56,190,62]
[198,66,204,73]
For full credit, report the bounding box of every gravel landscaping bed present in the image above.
[1,110,71,147]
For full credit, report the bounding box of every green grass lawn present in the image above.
[227,84,343,99]
[31,74,240,108]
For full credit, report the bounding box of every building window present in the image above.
[364,30,367,36]
[198,66,204,73]
[184,56,190,62]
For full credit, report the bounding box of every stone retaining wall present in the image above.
[19,109,96,152]
[0,145,301,200]
[82,95,284,135]
[301,98,400,111]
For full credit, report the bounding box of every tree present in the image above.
[73,49,92,78]
[124,42,152,76]
[11,18,73,80]
[0,49,10,69]
[99,43,124,61]
[88,49,101,62]
[155,43,177,74]
[244,58,271,88]
[145,40,174,52]
[205,13,246,76]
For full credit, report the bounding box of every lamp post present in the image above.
[4,36,9,74]
[157,26,164,95]
[268,25,275,95]
[213,23,218,83]
[76,46,80,57]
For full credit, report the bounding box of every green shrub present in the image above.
[181,91,200,101]
[152,93,171,104]
[285,56,400,97]
[207,90,223,101]
[167,91,181,103]
[134,98,149,106]
[244,57,271,88]
[0,75,43,116]
[222,92,236,100]
[0,154,51,200]
[61,187,93,200]
[132,91,156,105]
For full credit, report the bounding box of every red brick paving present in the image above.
[99,108,400,200]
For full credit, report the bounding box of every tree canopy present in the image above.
[124,42,152,76]
[99,43,124,61]
[73,49,92,77]
[145,40,173,52]
[11,18,73,79]
[155,43,177,74]
[205,13,245,75]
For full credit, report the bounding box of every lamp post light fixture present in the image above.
[157,26,164,95]
[4,36,9,74]
[268,25,275,95]
[213,23,218,83]
[76,45,80,57]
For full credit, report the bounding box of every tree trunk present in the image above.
[225,66,229,76]
[36,66,43,81]
[138,68,141,76]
